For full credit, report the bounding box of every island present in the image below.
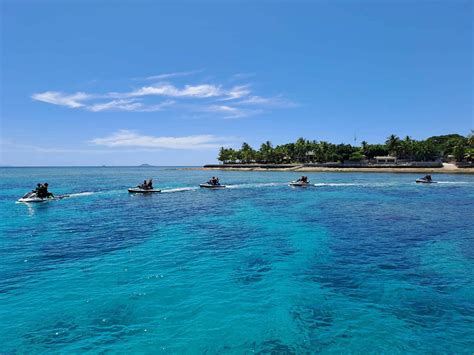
[204,133,474,173]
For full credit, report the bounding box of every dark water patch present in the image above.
[306,266,364,296]
[39,226,148,262]
[256,339,295,354]
[186,221,257,253]
[233,255,272,285]
[19,302,147,352]
[291,304,333,330]
[22,319,87,351]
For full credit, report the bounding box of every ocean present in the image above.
[1,167,473,353]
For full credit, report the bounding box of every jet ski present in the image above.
[289,181,313,187]
[199,183,226,189]
[415,178,437,184]
[17,191,65,203]
[128,187,161,193]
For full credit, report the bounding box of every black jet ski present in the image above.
[289,181,313,187]
[128,187,161,193]
[199,183,226,189]
[415,178,437,184]
[18,191,67,203]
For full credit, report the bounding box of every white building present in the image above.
[374,156,397,164]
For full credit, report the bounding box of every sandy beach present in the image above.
[199,163,474,174]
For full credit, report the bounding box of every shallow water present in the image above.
[1,167,473,353]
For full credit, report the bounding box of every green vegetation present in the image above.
[217,132,474,164]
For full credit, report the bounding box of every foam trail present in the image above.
[161,187,199,193]
[67,192,95,197]
[226,182,287,189]
[313,183,360,187]
[436,181,471,185]
[313,182,402,188]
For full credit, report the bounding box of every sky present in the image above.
[1,0,472,166]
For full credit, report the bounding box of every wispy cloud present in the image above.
[87,99,175,112]
[113,83,251,101]
[231,73,256,80]
[31,91,91,108]
[219,85,252,101]
[206,104,264,119]
[90,130,235,150]
[31,73,297,117]
[145,69,204,80]
[236,95,298,108]
[207,105,246,118]
[119,84,224,99]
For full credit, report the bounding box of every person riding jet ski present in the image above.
[138,179,153,190]
[208,177,220,186]
[418,174,432,182]
[296,176,308,183]
[35,183,54,198]
[416,174,436,183]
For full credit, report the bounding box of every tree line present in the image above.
[217,133,474,164]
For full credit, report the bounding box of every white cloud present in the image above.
[87,99,174,112]
[120,83,223,99]
[231,73,256,80]
[206,104,263,119]
[114,83,252,101]
[31,73,297,118]
[236,95,297,107]
[220,85,251,100]
[31,91,90,108]
[208,105,240,115]
[145,69,204,80]
[90,130,234,150]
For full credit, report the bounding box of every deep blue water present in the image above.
[1,167,473,353]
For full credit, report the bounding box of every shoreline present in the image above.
[197,164,474,174]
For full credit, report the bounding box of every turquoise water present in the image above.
[1,167,473,353]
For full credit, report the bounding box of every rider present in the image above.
[34,183,42,194]
[36,183,54,198]
[43,183,54,198]
[208,177,219,185]
[424,175,432,182]
[147,179,153,189]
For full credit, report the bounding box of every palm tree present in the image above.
[467,130,474,147]
[385,134,401,156]
[295,137,309,162]
[464,148,474,162]
[240,142,256,163]
[453,143,466,162]
[399,136,413,159]
[217,147,230,163]
[259,141,274,163]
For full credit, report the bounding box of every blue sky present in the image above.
[1,0,472,166]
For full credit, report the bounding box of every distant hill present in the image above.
[139,164,154,167]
